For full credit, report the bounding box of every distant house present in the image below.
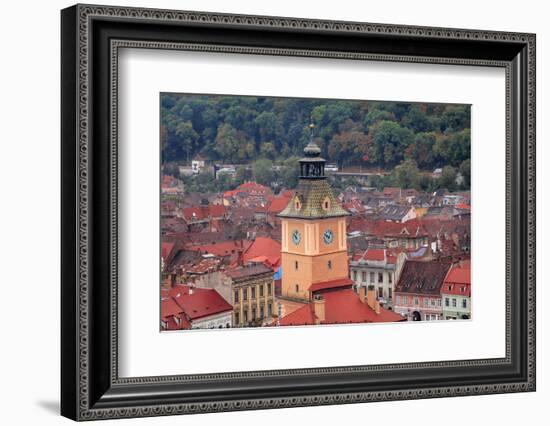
[191,155,206,174]
[181,204,228,227]
[379,204,417,223]
[442,194,464,206]
[223,181,272,206]
[266,193,293,226]
[178,165,195,177]
[432,168,443,179]
[161,285,233,330]
[424,206,455,220]
[161,174,184,195]
[349,248,407,308]
[214,164,236,180]
[393,258,453,321]
[343,198,368,216]
[441,260,471,320]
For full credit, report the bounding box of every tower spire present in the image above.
[303,116,321,158]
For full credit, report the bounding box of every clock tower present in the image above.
[277,124,350,302]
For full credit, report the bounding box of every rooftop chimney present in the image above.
[313,294,325,324]
[359,285,367,304]
[365,285,381,314]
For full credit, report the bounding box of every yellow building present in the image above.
[277,135,351,303]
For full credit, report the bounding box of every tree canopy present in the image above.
[161,94,471,188]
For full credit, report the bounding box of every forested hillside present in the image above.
[161,94,471,191]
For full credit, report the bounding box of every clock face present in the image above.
[323,229,334,244]
[292,230,301,245]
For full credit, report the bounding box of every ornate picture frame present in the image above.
[61,4,535,420]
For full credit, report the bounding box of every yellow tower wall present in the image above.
[281,217,349,301]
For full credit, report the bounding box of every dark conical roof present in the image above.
[303,140,322,157]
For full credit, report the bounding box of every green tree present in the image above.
[260,142,276,159]
[214,124,240,162]
[459,159,471,189]
[175,121,199,164]
[369,121,414,167]
[439,165,457,190]
[410,132,437,168]
[254,112,282,148]
[252,159,274,186]
[392,159,420,189]
[280,156,300,189]
[235,166,252,185]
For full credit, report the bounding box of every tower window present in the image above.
[295,284,299,293]
[327,260,332,269]
[295,260,298,270]
[322,196,331,211]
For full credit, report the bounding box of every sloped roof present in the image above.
[169,285,233,321]
[242,237,281,268]
[395,259,452,295]
[278,289,405,326]
[277,179,349,219]
[308,277,354,293]
[225,263,273,280]
[444,260,471,285]
[267,195,292,214]
[379,204,413,221]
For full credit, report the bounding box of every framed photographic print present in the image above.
[61,3,536,421]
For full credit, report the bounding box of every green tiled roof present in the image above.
[277,179,350,219]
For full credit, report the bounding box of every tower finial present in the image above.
[309,115,315,141]
[304,115,321,157]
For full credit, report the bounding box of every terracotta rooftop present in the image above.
[168,285,233,321]
[394,259,453,295]
[308,277,354,293]
[225,263,274,280]
[278,289,405,326]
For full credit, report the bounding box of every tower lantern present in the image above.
[299,121,326,179]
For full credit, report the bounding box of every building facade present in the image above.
[350,249,407,308]
[226,263,275,327]
[393,258,453,321]
[441,260,471,320]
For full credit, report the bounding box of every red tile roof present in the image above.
[169,285,233,321]
[322,290,405,324]
[267,195,292,214]
[278,289,405,326]
[278,303,317,326]
[363,248,385,261]
[161,297,182,318]
[182,205,226,221]
[238,182,269,191]
[442,282,471,297]
[242,237,281,268]
[308,277,354,293]
[444,260,471,285]
[455,203,471,210]
[161,241,175,260]
[225,263,274,280]
[190,240,251,257]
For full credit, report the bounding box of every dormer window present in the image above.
[294,196,302,211]
[322,196,331,211]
